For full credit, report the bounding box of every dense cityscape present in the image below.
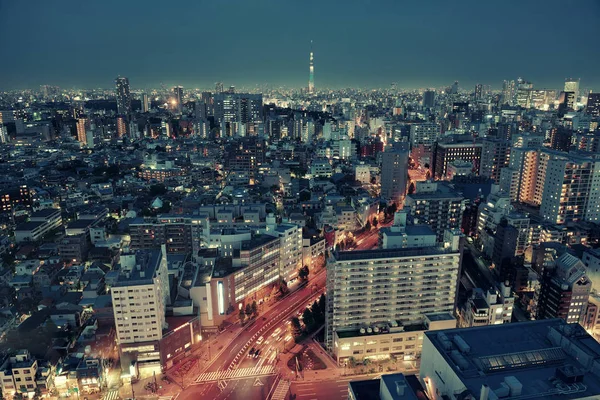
[2,2,600,400]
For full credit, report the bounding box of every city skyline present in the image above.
[1,0,600,91]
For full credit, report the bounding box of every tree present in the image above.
[238,308,246,324]
[408,182,416,194]
[364,220,371,231]
[347,356,357,368]
[290,317,302,337]
[302,308,315,331]
[251,301,258,317]
[298,265,310,281]
[363,358,372,367]
[311,300,324,324]
[372,217,378,228]
[318,293,326,314]
[149,184,167,196]
[13,392,24,400]
[245,303,253,317]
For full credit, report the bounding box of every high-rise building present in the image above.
[141,93,150,113]
[515,78,533,108]
[549,127,573,152]
[171,86,183,114]
[564,78,580,102]
[325,221,462,364]
[480,137,511,183]
[380,143,409,202]
[501,79,516,105]
[117,116,127,138]
[586,92,600,117]
[422,89,435,108]
[535,253,591,323]
[115,76,132,116]
[76,116,89,145]
[0,110,15,125]
[215,82,224,93]
[404,181,466,242]
[213,93,263,124]
[111,246,170,371]
[474,84,483,100]
[308,45,315,94]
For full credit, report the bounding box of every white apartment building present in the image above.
[325,227,463,365]
[265,222,303,282]
[355,164,371,184]
[459,282,514,328]
[0,350,39,396]
[111,246,170,375]
[310,158,333,178]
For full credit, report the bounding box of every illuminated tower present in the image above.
[308,42,314,94]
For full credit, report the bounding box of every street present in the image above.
[176,269,327,400]
[290,377,353,400]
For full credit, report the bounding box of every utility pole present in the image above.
[130,378,135,400]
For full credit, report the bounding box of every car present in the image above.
[271,327,282,337]
[253,350,261,358]
[248,347,255,357]
[256,336,264,345]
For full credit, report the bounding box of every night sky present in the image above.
[1,0,599,91]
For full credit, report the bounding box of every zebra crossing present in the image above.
[103,389,119,400]
[195,365,276,383]
[270,379,290,400]
[158,396,173,400]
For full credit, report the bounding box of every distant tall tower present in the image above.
[308,42,315,94]
[141,93,150,113]
[564,78,580,103]
[172,86,184,114]
[215,82,224,93]
[115,77,132,116]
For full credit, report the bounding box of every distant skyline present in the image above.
[1,0,599,91]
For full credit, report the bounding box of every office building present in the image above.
[325,225,462,364]
[141,93,150,113]
[501,80,515,105]
[115,76,132,116]
[172,86,183,114]
[516,78,533,108]
[111,246,170,374]
[535,253,591,324]
[381,143,409,202]
[0,185,31,213]
[558,91,576,115]
[348,373,428,400]
[404,181,466,242]
[564,78,580,102]
[215,82,224,93]
[420,319,600,400]
[459,281,514,328]
[586,92,600,117]
[422,90,435,108]
[432,140,482,180]
[213,93,263,125]
[409,123,440,148]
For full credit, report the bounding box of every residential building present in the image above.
[111,246,170,376]
[432,140,482,180]
[480,137,511,183]
[115,76,132,116]
[325,228,463,364]
[459,282,514,328]
[381,143,409,202]
[404,181,466,242]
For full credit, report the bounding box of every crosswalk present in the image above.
[103,389,119,400]
[158,396,173,400]
[270,379,290,400]
[195,365,276,383]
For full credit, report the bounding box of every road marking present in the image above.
[103,390,119,400]
[195,365,276,383]
[270,379,291,400]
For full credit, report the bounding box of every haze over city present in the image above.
[1,0,600,90]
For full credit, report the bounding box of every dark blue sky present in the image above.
[1,0,599,91]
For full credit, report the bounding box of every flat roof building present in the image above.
[420,319,600,400]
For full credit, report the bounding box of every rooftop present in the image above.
[335,245,457,262]
[114,249,163,287]
[425,319,600,400]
